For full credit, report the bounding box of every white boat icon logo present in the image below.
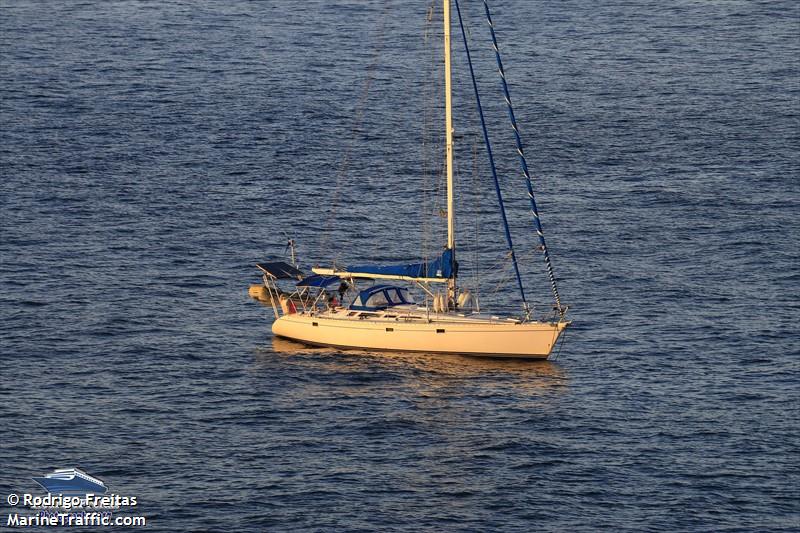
[32,468,108,495]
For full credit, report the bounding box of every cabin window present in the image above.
[398,288,414,304]
[366,292,388,307]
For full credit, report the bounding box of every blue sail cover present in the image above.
[346,249,456,279]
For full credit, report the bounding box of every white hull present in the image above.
[272,309,568,359]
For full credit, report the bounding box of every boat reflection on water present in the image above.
[266,336,567,386]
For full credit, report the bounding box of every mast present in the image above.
[443,0,456,306]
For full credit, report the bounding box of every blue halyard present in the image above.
[481,0,566,317]
[453,0,531,319]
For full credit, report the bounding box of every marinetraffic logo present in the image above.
[5,467,145,527]
[32,467,108,496]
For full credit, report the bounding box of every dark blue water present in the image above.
[2,1,798,531]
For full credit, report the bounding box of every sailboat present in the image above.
[254,0,570,358]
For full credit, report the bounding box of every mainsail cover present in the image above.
[345,249,456,279]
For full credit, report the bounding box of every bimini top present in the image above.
[349,285,415,311]
[257,261,304,280]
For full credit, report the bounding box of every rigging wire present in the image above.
[421,3,434,264]
[552,326,569,361]
[481,0,566,318]
[421,0,443,270]
[453,0,532,320]
[486,258,515,305]
[471,136,482,310]
[320,4,391,261]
